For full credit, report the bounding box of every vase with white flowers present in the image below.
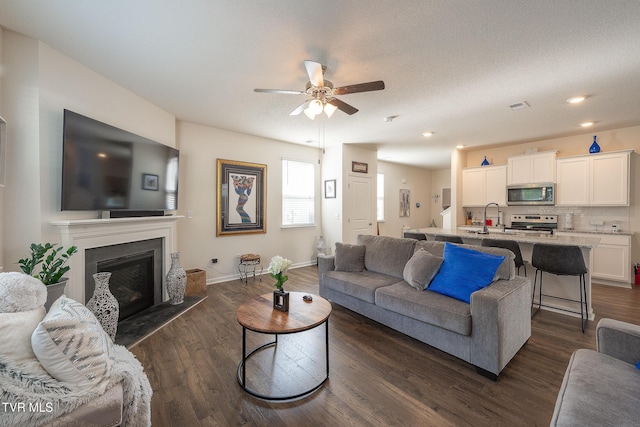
[268,255,292,312]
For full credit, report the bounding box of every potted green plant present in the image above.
[18,243,78,310]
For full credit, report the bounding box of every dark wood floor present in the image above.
[131,266,640,426]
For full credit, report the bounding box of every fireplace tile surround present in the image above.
[50,216,181,304]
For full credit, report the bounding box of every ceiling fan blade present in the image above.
[254,88,305,95]
[333,80,385,95]
[289,100,309,116]
[304,60,324,88]
[328,98,358,115]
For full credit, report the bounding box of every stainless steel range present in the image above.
[507,214,558,236]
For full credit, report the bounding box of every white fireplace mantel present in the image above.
[51,216,182,303]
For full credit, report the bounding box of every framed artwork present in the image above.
[324,179,336,198]
[142,173,159,191]
[400,189,410,217]
[352,161,368,173]
[217,159,267,236]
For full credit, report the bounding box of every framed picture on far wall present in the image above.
[324,179,336,198]
[400,189,410,217]
[217,159,267,236]
[352,161,368,173]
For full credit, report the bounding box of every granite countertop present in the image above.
[408,227,601,249]
[554,228,634,236]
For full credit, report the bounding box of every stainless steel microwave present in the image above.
[507,183,555,206]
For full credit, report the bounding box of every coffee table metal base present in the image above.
[237,320,329,401]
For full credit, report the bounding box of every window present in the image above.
[282,159,315,226]
[377,173,385,221]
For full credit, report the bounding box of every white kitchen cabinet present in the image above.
[556,156,589,205]
[590,152,630,205]
[556,232,631,284]
[556,150,631,206]
[462,165,507,206]
[507,151,556,184]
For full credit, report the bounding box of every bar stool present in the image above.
[531,243,588,332]
[434,234,463,244]
[403,232,427,240]
[481,238,526,277]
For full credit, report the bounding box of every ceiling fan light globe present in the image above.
[309,99,323,115]
[324,102,338,118]
[303,107,317,120]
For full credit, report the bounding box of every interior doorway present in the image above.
[346,174,374,243]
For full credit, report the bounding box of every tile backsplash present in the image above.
[464,205,630,232]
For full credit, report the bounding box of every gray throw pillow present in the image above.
[335,242,366,272]
[403,249,444,290]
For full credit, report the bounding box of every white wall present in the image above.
[377,160,432,237]
[2,30,42,267]
[176,121,322,283]
[320,144,342,253]
[1,30,176,269]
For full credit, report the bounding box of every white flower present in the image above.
[268,256,292,275]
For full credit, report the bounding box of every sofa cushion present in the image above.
[415,241,515,280]
[375,282,472,335]
[357,234,417,279]
[31,295,115,393]
[428,242,505,303]
[334,242,366,272]
[402,249,444,290]
[323,270,402,303]
[551,349,640,426]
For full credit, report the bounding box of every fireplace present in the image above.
[51,216,179,305]
[85,238,163,321]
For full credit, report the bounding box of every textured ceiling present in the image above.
[1,0,640,169]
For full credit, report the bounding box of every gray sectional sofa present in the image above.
[551,318,640,426]
[318,234,531,379]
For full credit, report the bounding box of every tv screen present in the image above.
[61,110,179,212]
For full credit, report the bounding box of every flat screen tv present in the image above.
[61,109,179,212]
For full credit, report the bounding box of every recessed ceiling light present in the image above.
[580,121,594,127]
[422,132,433,137]
[456,145,465,149]
[567,96,586,104]
[384,115,399,122]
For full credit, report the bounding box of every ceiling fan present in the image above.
[254,60,385,120]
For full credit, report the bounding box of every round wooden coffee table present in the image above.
[236,292,332,400]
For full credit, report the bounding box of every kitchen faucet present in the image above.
[479,202,500,234]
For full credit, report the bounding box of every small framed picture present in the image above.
[142,173,159,191]
[324,179,336,198]
[352,161,368,173]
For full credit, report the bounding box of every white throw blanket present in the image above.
[0,344,152,427]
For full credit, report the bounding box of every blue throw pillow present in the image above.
[428,242,505,303]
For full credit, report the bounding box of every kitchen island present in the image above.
[406,227,601,322]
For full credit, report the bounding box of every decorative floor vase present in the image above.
[167,252,186,305]
[273,289,289,312]
[86,272,119,341]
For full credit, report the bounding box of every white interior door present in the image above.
[346,175,373,244]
